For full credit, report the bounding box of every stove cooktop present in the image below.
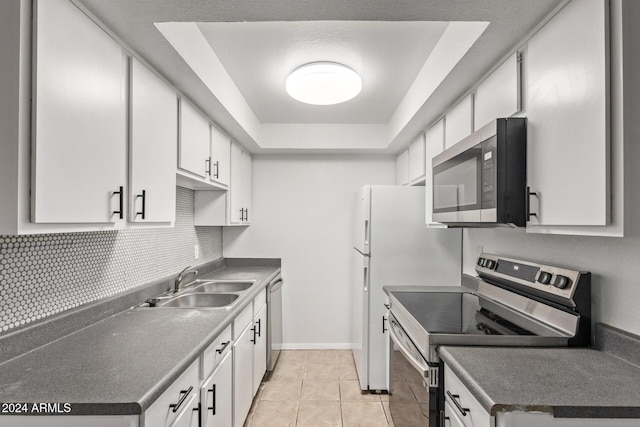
[388,253,591,362]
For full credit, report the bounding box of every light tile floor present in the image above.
[243,350,393,427]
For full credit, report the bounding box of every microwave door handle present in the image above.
[389,322,429,377]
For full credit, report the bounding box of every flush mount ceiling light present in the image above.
[285,62,362,105]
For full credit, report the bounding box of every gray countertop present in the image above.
[439,346,640,418]
[0,262,280,415]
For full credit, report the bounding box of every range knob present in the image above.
[477,258,486,267]
[552,275,571,289]
[537,271,552,285]
[485,260,496,269]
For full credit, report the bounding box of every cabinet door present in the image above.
[179,100,210,179]
[474,52,521,131]
[210,126,231,187]
[396,149,409,185]
[129,58,177,223]
[241,150,252,224]
[229,143,243,224]
[233,324,254,427]
[32,0,127,223]
[526,0,609,227]
[201,351,232,427]
[408,134,426,184]
[445,95,473,149]
[424,119,447,226]
[252,304,267,395]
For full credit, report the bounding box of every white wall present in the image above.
[463,229,640,337]
[223,154,395,348]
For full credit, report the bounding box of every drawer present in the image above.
[233,304,253,339]
[143,358,199,427]
[444,365,491,427]
[201,325,232,380]
[253,288,266,313]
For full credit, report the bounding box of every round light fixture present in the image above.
[285,62,362,105]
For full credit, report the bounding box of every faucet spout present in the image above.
[174,266,198,293]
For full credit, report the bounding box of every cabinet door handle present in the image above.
[446,391,470,416]
[256,319,261,337]
[251,326,257,344]
[113,186,123,219]
[216,340,230,354]
[239,208,245,222]
[245,208,249,222]
[214,161,219,179]
[136,190,146,219]
[526,186,537,221]
[170,386,193,413]
[205,157,212,176]
[207,384,216,415]
[382,315,387,333]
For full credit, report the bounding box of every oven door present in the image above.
[388,314,435,427]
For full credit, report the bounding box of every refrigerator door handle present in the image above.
[363,265,369,292]
[364,219,369,246]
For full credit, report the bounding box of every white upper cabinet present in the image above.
[408,134,426,185]
[444,94,473,149]
[179,99,210,179]
[526,0,609,229]
[129,58,177,224]
[194,141,252,226]
[474,52,522,130]
[241,148,252,224]
[424,119,446,226]
[31,0,127,224]
[229,142,252,225]
[210,126,231,187]
[395,149,409,185]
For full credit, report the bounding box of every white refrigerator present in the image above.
[351,185,462,391]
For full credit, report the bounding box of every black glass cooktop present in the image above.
[392,291,534,336]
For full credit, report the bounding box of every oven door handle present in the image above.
[389,321,429,378]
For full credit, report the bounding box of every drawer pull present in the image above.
[216,340,231,354]
[170,386,193,413]
[446,391,470,416]
[207,384,216,415]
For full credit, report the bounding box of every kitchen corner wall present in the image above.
[222,154,396,348]
[0,187,222,333]
[463,229,640,337]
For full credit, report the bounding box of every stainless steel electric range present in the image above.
[387,253,591,427]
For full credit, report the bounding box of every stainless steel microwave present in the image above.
[432,118,527,227]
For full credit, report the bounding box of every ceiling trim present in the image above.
[157,20,486,152]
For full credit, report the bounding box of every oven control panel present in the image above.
[475,253,590,307]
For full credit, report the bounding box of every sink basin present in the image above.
[188,281,254,293]
[157,293,239,308]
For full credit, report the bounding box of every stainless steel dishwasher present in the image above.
[266,273,284,372]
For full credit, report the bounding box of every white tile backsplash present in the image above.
[0,187,222,332]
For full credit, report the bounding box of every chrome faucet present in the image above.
[174,266,198,293]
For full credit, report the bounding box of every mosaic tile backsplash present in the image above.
[0,187,222,333]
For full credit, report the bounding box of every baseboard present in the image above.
[281,343,354,350]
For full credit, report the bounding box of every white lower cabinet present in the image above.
[233,319,254,427]
[143,359,200,427]
[252,303,268,395]
[167,393,199,427]
[233,292,268,427]
[444,365,490,427]
[200,351,232,427]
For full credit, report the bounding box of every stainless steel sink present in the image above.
[187,280,254,293]
[156,293,239,308]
